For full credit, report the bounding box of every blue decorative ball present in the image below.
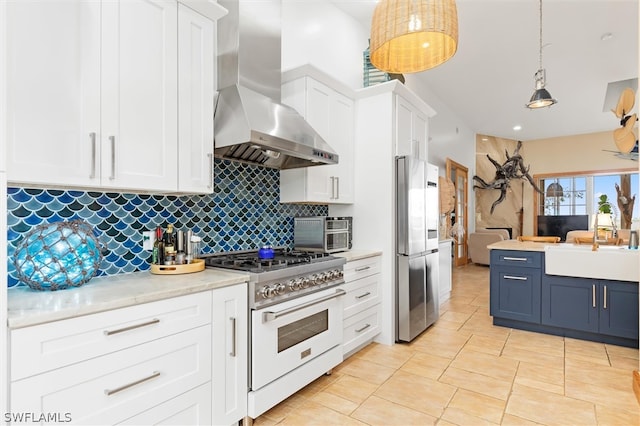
[14,220,103,291]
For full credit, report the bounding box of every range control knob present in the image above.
[275,283,286,295]
[301,277,312,288]
[260,285,275,298]
[288,278,299,291]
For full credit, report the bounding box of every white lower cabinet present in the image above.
[211,283,248,426]
[9,285,248,425]
[340,255,381,357]
[439,240,453,304]
[11,326,212,425]
[120,383,212,425]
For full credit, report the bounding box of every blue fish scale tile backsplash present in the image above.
[7,159,327,288]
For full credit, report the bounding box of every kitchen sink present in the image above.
[545,244,639,282]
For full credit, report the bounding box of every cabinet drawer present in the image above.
[11,291,212,380]
[343,255,381,282]
[342,273,380,319]
[120,382,212,425]
[11,325,211,425]
[343,304,381,356]
[491,250,541,269]
[490,266,541,323]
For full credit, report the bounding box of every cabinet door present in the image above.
[178,3,214,194]
[6,0,100,187]
[395,95,413,157]
[413,108,428,161]
[438,240,452,303]
[541,275,598,333]
[329,92,354,203]
[490,266,541,323]
[101,0,178,191]
[599,280,639,339]
[212,284,248,424]
[303,78,333,201]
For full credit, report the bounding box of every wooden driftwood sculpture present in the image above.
[473,141,543,213]
[615,176,635,229]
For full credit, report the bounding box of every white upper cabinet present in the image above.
[5,0,222,194]
[395,94,428,161]
[6,1,101,188]
[100,0,178,191]
[280,67,355,204]
[177,3,215,193]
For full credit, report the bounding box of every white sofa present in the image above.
[468,228,511,265]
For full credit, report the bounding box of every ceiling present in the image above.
[329,0,639,142]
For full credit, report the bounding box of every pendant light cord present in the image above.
[538,0,543,70]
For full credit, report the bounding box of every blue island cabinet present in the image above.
[489,250,542,324]
[489,248,638,348]
[542,275,639,340]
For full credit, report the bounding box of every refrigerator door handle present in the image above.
[396,156,408,255]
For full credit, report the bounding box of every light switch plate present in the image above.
[142,230,155,251]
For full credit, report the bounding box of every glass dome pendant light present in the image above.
[526,0,557,109]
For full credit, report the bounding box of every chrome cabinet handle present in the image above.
[104,318,160,336]
[603,285,607,309]
[89,132,97,179]
[207,153,214,189]
[355,323,371,333]
[356,292,371,299]
[262,289,346,323]
[104,371,160,396]
[229,317,237,357]
[503,256,528,262]
[355,266,371,272]
[592,284,596,308]
[330,176,335,199]
[109,135,116,180]
[335,176,340,199]
[503,275,527,281]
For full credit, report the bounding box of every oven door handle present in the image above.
[262,289,346,323]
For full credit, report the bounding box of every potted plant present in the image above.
[596,194,614,239]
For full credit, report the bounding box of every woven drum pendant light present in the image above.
[369,0,459,74]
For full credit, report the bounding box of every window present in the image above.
[536,171,639,229]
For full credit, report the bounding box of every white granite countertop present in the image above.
[8,269,250,329]
[333,250,383,262]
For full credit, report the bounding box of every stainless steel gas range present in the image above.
[202,248,346,420]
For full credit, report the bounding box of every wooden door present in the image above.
[446,159,469,266]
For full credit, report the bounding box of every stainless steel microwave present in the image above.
[294,216,352,253]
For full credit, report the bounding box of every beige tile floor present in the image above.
[254,264,640,425]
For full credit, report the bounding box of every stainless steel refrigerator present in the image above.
[396,156,440,342]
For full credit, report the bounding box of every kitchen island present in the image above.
[488,240,639,348]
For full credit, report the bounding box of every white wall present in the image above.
[282,1,368,90]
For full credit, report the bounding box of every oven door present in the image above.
[325,230,350,253]
[251,287,345,390]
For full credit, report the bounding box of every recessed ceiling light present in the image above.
[601,32,614,41]
[513,125,522,131]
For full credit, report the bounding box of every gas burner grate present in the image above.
[202,248,337,273]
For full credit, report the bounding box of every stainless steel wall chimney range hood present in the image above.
[214,0,339,169]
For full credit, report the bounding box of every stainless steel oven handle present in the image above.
[262,289,346,323]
